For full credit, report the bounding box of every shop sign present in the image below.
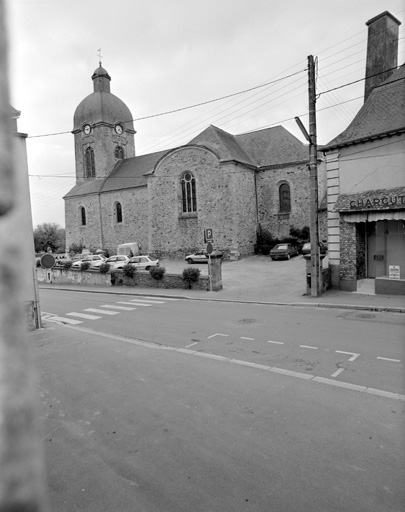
[389,265,400,280]
[349,194,405,209]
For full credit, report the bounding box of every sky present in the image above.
[5,0,405,228]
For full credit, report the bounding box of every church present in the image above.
[64,65,325,259]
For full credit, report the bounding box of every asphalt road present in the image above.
[39,289,404,395]
[31,316,405,512]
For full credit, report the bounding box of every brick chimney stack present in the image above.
[364,11,401,102]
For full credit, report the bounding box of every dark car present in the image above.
[301,242,327,255]
[269,243,298,260]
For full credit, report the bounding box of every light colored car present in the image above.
[269,243,298,260]
[127,255,159,270]
[104,255,129,270]
[301,242,327,255]
[72,254,106,269]
[185,250,208,264]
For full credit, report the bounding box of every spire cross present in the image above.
[97,48,103,66]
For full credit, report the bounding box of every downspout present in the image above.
[254,168,260,234]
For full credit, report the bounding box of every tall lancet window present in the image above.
[85,147,95,178]
[181,172,197,213]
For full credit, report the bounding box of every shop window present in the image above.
[114,146,124,159]
[115,202,123,223]
[85,147,95,178]
[181,172,197,213]
[80,206,86,226]
[279,183,291,212]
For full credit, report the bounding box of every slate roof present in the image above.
[324,64,405,150]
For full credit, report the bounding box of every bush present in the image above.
[123,263,136,278]
[182,267,200,289]
[80,261,91,272]
[149,266,166,280]
[63,260,73,269]
[99,262,110,274]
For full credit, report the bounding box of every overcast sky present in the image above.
[5,0,405,228]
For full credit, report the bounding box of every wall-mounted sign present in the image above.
[349,195,405,209]
[389,265,400,280]
[204,228,213,243]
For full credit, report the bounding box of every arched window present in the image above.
[114,146,124,159]
[80,206,86,226]
[115,202,123,223]
[279,183,291,212]
[181,172,197,213]
[85,147,95,178]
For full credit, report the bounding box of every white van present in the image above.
[117,242,140,257]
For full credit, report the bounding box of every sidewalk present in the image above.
[39,256,405,313]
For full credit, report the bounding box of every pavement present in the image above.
[38,255,405,313]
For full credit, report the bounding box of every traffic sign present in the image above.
[40,253,56,269]
[206,243,213,255]
[204,228,213,243]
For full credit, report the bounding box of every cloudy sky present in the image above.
[5,0,405,228]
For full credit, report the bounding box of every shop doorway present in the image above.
[366,220,405,278]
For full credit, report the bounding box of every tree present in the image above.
[33,223,65,253]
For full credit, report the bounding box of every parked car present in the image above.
[185,251,208,264]
[269,243,299,260]
[127,255,159,270]
[104,255,129,270]
[72,254,106,269]
[301,242,327,255]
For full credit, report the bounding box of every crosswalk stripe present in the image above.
[126,302,152,307]
[66,312,102,320]
[48,316,83,325]
[117,301,141,306]
[129,299,165,304]
[100,304,136,311]
[85,308,120,315]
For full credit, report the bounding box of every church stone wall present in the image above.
[256,163,310,239]
[65,195,103,251]
[148,147,256,259]
[99,187,148,254]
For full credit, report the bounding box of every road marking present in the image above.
[100,304,136,311]
[331,368,345,378]
[241,337,255,340]
[377,357,401,362]
[85,308,120,315]
[185,342,199,348]
[336,350,360,362]
[126,302,152,307]
[300,345,318,349]
[207,333,229,339]
[313,377,367,392]
[267,340,284,345]
[66,312,102,320]
[117,301,139,306]
[269,367,314,380]
[137,296,179,301]
[46,316,83,325]
[129,298,165,304]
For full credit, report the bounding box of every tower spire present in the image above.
[97,48,103,67]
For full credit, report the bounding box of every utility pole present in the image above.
[308,55,320,296]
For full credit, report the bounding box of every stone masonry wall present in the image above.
[339,220,357,282]
[65,194,103,251]
[256,163,310,239]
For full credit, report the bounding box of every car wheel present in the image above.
[187,258,193,264]
[145,266,150,271]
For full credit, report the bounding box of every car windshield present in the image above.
[148,256,157,261]
[277,245,288,250]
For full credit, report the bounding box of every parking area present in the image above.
[159,254,308,301]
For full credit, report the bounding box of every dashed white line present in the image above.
[377,357,401,363]
[85,308,120,315]
[241,337,255,340]
[331,368,345,378]
[185,342,199,348]
[336,350,360,362]
[300,345,318,350]
[207,333,229,339]
[267,340,284,345]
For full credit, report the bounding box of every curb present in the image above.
[38,285,405,314]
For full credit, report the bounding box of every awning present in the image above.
[342,210,405,223]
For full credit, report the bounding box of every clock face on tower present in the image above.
[83,124,91,135]
[114,124,123,135]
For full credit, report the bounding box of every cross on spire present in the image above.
[97,48,103,67]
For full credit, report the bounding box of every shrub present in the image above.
[182,267,200,289]
[123,263,136,278]
[149,266,166,280]
[80,261,91,272]
[63,260,73,269]
[99,262,110,274]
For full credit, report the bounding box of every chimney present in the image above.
[364,11,401,102]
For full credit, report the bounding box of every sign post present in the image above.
[205,229,214,291]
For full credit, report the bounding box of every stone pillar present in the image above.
[208,254,223,291]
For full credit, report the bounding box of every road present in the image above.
[39,288,404,394]
[32,288,405,511]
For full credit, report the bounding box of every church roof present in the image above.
[188,125,255,166]
[236,126,309,166]
[324,64,405,150]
